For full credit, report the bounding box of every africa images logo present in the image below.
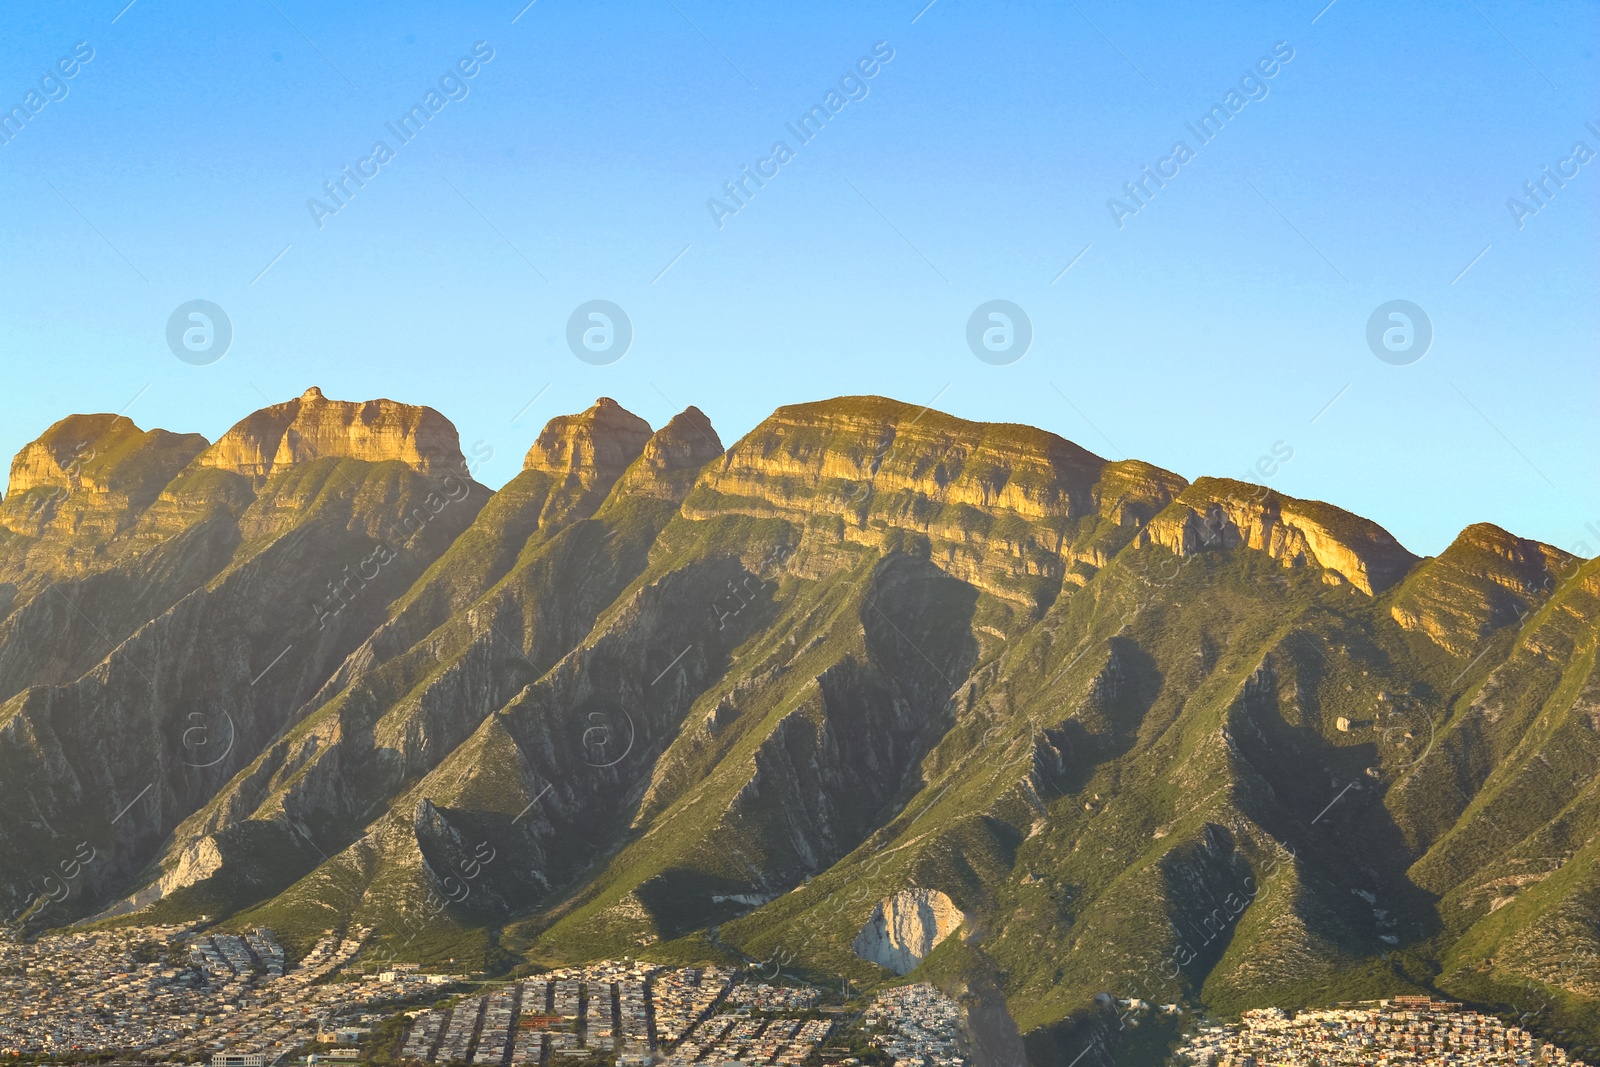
[306,42,495,229]
[566,300,633,365]
[0,41,94,148]
[1106,41,1295,228]
[1365,299,1432,366]
[966,300,1032,365]
[706,41,896,229]
[165,300,233,365]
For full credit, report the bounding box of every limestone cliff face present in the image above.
[1,414,208,535]
[618,407,724,500]
[698,397,1106,523]
[686,397,1186,605]
[1092,459,1189,529]
[112,836,226,913]
[1138,477,1419,595]
[196,387,464,480]
[1388,523,1575,654]
[0,415,212,613]
[524,397,653,489]
[853,888,969,974]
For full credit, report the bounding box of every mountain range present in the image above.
[1,387,1596,1065]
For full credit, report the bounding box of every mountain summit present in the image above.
[196,386,465,479]
[523,396,653,486]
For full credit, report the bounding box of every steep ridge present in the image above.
[0,417,232,700]
[515,546,979,961]
[0,518,241,702]
[1400,556,1600,1005]
[113,405,720,924]
[311,397,659,708]
[524,397,654,489]
[235,548,772,958]
[0,390,482,929]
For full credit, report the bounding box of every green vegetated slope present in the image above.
[3,390,1596,1066]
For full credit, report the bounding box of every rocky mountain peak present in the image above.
[195,388,465,480]
[618,406,724,499]
[523,397,653,489]
[1389,521,1577,653]
[4,413,208,504]
[7,413,129,498]
[1449,521,1574,571]
[1139,476,1420,595]
[651,405,721,461]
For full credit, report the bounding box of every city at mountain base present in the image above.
[2,923,1593,1067]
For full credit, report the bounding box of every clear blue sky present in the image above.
[1,0,1594,556]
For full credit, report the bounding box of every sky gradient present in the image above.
[0,0,1595,556]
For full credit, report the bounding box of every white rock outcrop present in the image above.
[92,835,225,920]
[852,888,968,975]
